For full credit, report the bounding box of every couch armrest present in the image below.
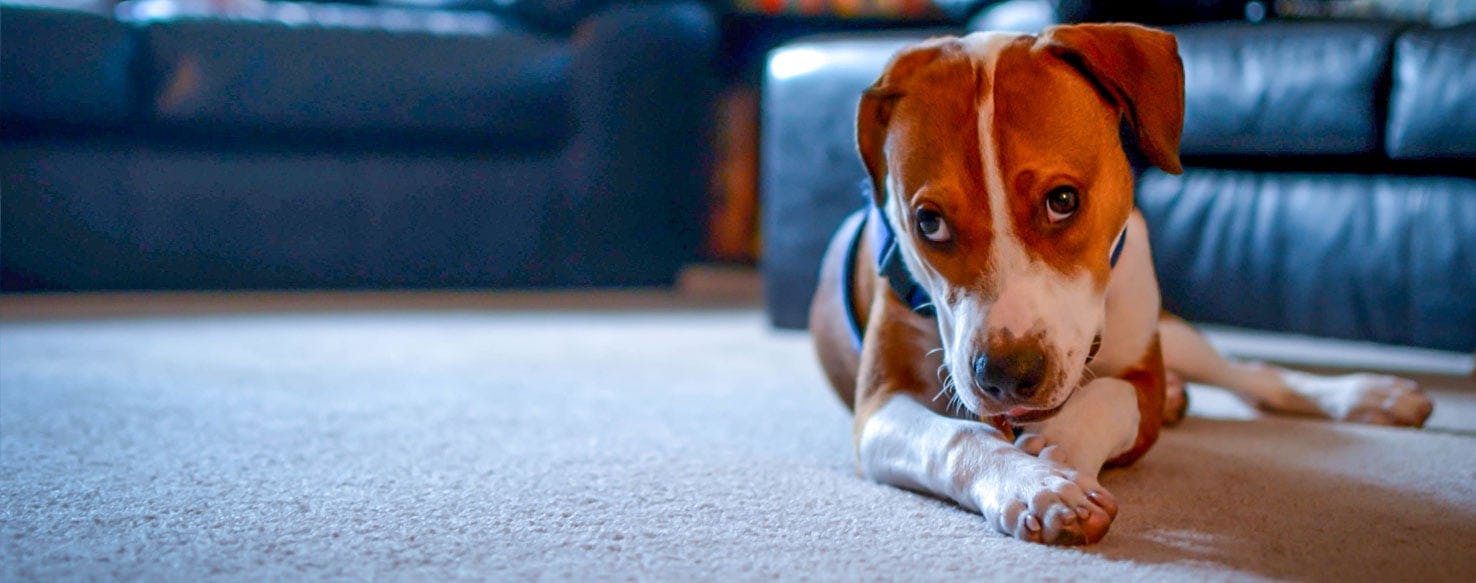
[554,1,719,285]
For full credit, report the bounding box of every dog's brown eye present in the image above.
[915,208,950,242]
[1045,187,1079,222]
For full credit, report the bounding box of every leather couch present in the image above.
[759,15,1475,352]
[1,0,718,290]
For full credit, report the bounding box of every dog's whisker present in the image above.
[932,370,953,402]
[931,372,972,418]
[950,390,968,416]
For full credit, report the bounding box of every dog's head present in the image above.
[857,25,1184,421]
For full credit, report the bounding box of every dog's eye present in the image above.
[1045,187,1079,222]
[915,208,950,242]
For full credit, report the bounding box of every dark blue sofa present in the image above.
[1,0,718,290]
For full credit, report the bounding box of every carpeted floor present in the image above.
[2,290,1474,581]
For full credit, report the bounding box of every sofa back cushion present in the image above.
[1170,20,1403,158]
[120,0,572,146]
[1386,23,1476,160]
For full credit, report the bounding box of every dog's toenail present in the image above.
[1026,514,1041,531]
[1076,505,1092,520]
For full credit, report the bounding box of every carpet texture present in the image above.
[2,302,1475,581]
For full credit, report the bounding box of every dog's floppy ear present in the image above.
[857,38,957,207]
[1037,23,1185,175]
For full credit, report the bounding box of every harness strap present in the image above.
[872,206,935,316]
[837,211,868,351]
[1109,222,1128,268]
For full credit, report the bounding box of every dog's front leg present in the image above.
[857,395,1115,544]
[854,296,1116,545]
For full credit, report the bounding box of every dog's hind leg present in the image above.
[1158,314,1433,427]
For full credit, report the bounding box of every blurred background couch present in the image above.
[4,0,1473,353]
[2,0,719,289]
[1,0,952,291]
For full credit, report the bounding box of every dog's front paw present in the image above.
[973,451,1116,545]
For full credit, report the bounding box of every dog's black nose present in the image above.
[973,343,1047,400]
[972,356,1004,399]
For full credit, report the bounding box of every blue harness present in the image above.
[838,204,1128,350]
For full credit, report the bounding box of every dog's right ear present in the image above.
[857,39,956,208]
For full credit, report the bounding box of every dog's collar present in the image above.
[1108,222,1128,268]
[870,207,1130,319]
[872,206,936,316]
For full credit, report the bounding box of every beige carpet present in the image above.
[2,290,1474,581]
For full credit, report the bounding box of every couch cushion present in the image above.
[1169,21,1404,158]
[1138,167,1476,352]
[0,1,136,127]
[120,0,570,145]
[1,136,560,290]
[1387,23,1476,160]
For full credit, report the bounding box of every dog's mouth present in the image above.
[996,332,1101,424]
[1085,333,1103,364]
[1003,401,1066,424]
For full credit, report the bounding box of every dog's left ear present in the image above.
[858,37,965,207]
[1037,23,1185,175]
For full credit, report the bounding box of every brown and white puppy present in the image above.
[810,24,1434,546]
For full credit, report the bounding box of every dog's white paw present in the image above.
[973,450,1115,546]
[1278,369,1434,428]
